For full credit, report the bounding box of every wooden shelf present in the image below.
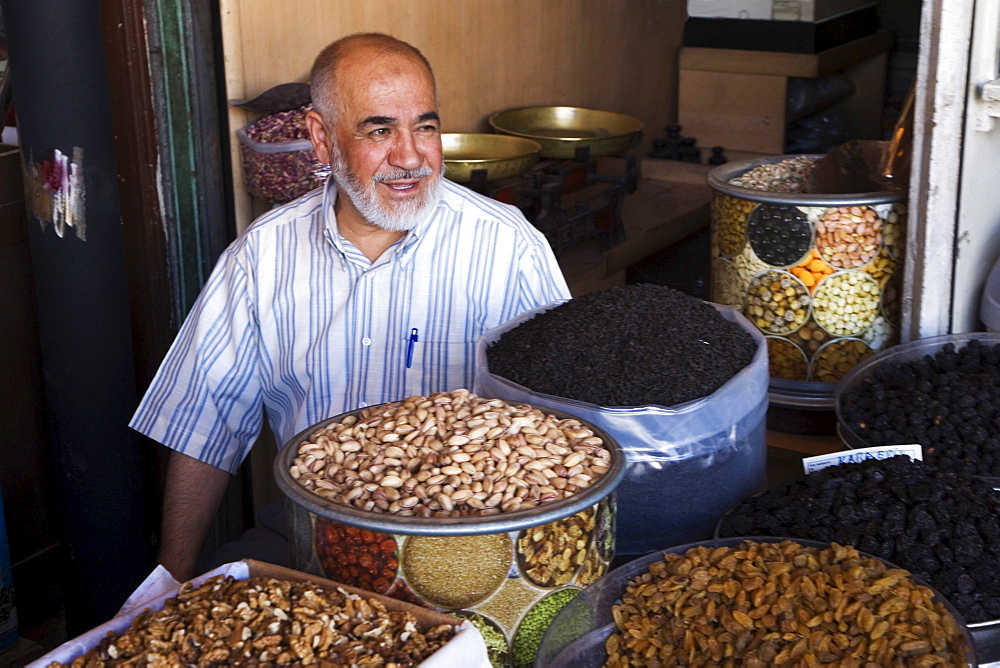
[678,29,894,79]
[767,429,845,456]
[677,30,892,156]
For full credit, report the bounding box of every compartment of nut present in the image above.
[812,205,883,270]
[276,390,624,668]
[516,508,595,588]
[766,336,809,381]
[746,269,811,335]
[708,155,907,408]
[812,270,881,337]
[313,518,398,594]
[711,193,752,258]
[811,337,875,383]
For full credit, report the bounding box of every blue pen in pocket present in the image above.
[406,328,418,368]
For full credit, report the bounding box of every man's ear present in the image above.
[305,110,332,165]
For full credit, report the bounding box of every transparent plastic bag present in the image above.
[473,301,769,555]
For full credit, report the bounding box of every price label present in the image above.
[802,444,923,475]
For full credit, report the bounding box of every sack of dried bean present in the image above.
[473,286,770,556]
[237,104,326,204]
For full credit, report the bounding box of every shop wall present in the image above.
[220,0,685,230]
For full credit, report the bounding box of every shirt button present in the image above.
[359,402,368,408]
[362,337,371,346]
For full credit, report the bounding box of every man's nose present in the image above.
[389,131,423,171]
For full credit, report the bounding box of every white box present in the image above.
[687,0,773,19]
[687,0,872,22]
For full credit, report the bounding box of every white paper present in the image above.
[420,620,491,668]
[28,561,489,668]
[802,444,923,474]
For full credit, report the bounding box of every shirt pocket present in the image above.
[403,327,478,396]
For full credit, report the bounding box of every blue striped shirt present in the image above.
[129,178,571,473]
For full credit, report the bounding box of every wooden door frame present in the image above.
[101,0,250,559]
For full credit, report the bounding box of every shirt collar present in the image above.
[320,176,444,269]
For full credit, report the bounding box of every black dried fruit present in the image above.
[841,338,1000,476]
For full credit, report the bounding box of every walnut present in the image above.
[49,575,456,667]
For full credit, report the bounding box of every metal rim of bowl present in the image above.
[768,377,837,410]
[707,154,906,206]
[487,105,643,158]
[542,535,977,667]
[441,132,542,163]
[273,401,626,537]
[441,133,542,182]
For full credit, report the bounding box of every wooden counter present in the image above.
[559,173,712,297]
[766,429,845,487]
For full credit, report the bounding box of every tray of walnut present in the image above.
[30,559,490,667]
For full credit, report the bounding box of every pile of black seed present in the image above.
[839,339,1000,476]
[486,284,757,407]
[717,455,1000,623]
[747,203,812,266]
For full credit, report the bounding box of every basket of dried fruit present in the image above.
[274,389,625,668]
[535,537,977,667]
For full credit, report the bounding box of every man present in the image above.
[130,33,571,581]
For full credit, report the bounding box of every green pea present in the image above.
[511,588,580,668]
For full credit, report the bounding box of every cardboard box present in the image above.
[687,0,873,22]
[29,560,490,667]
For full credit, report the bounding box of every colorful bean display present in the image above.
[279,391,626,667]
[296,495,616,667]
[709,156,906,385]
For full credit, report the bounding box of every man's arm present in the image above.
[158,450,232,582]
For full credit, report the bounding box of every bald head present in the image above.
[310,33,436,124]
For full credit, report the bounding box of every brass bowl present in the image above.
[488,106,643,159]
[441,133,541,183]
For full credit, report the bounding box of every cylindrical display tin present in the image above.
[708,155,906,409]
[275,402,625,668]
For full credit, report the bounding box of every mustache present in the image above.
[372,166,435,183]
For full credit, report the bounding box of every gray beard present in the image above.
[331,145,443,233]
